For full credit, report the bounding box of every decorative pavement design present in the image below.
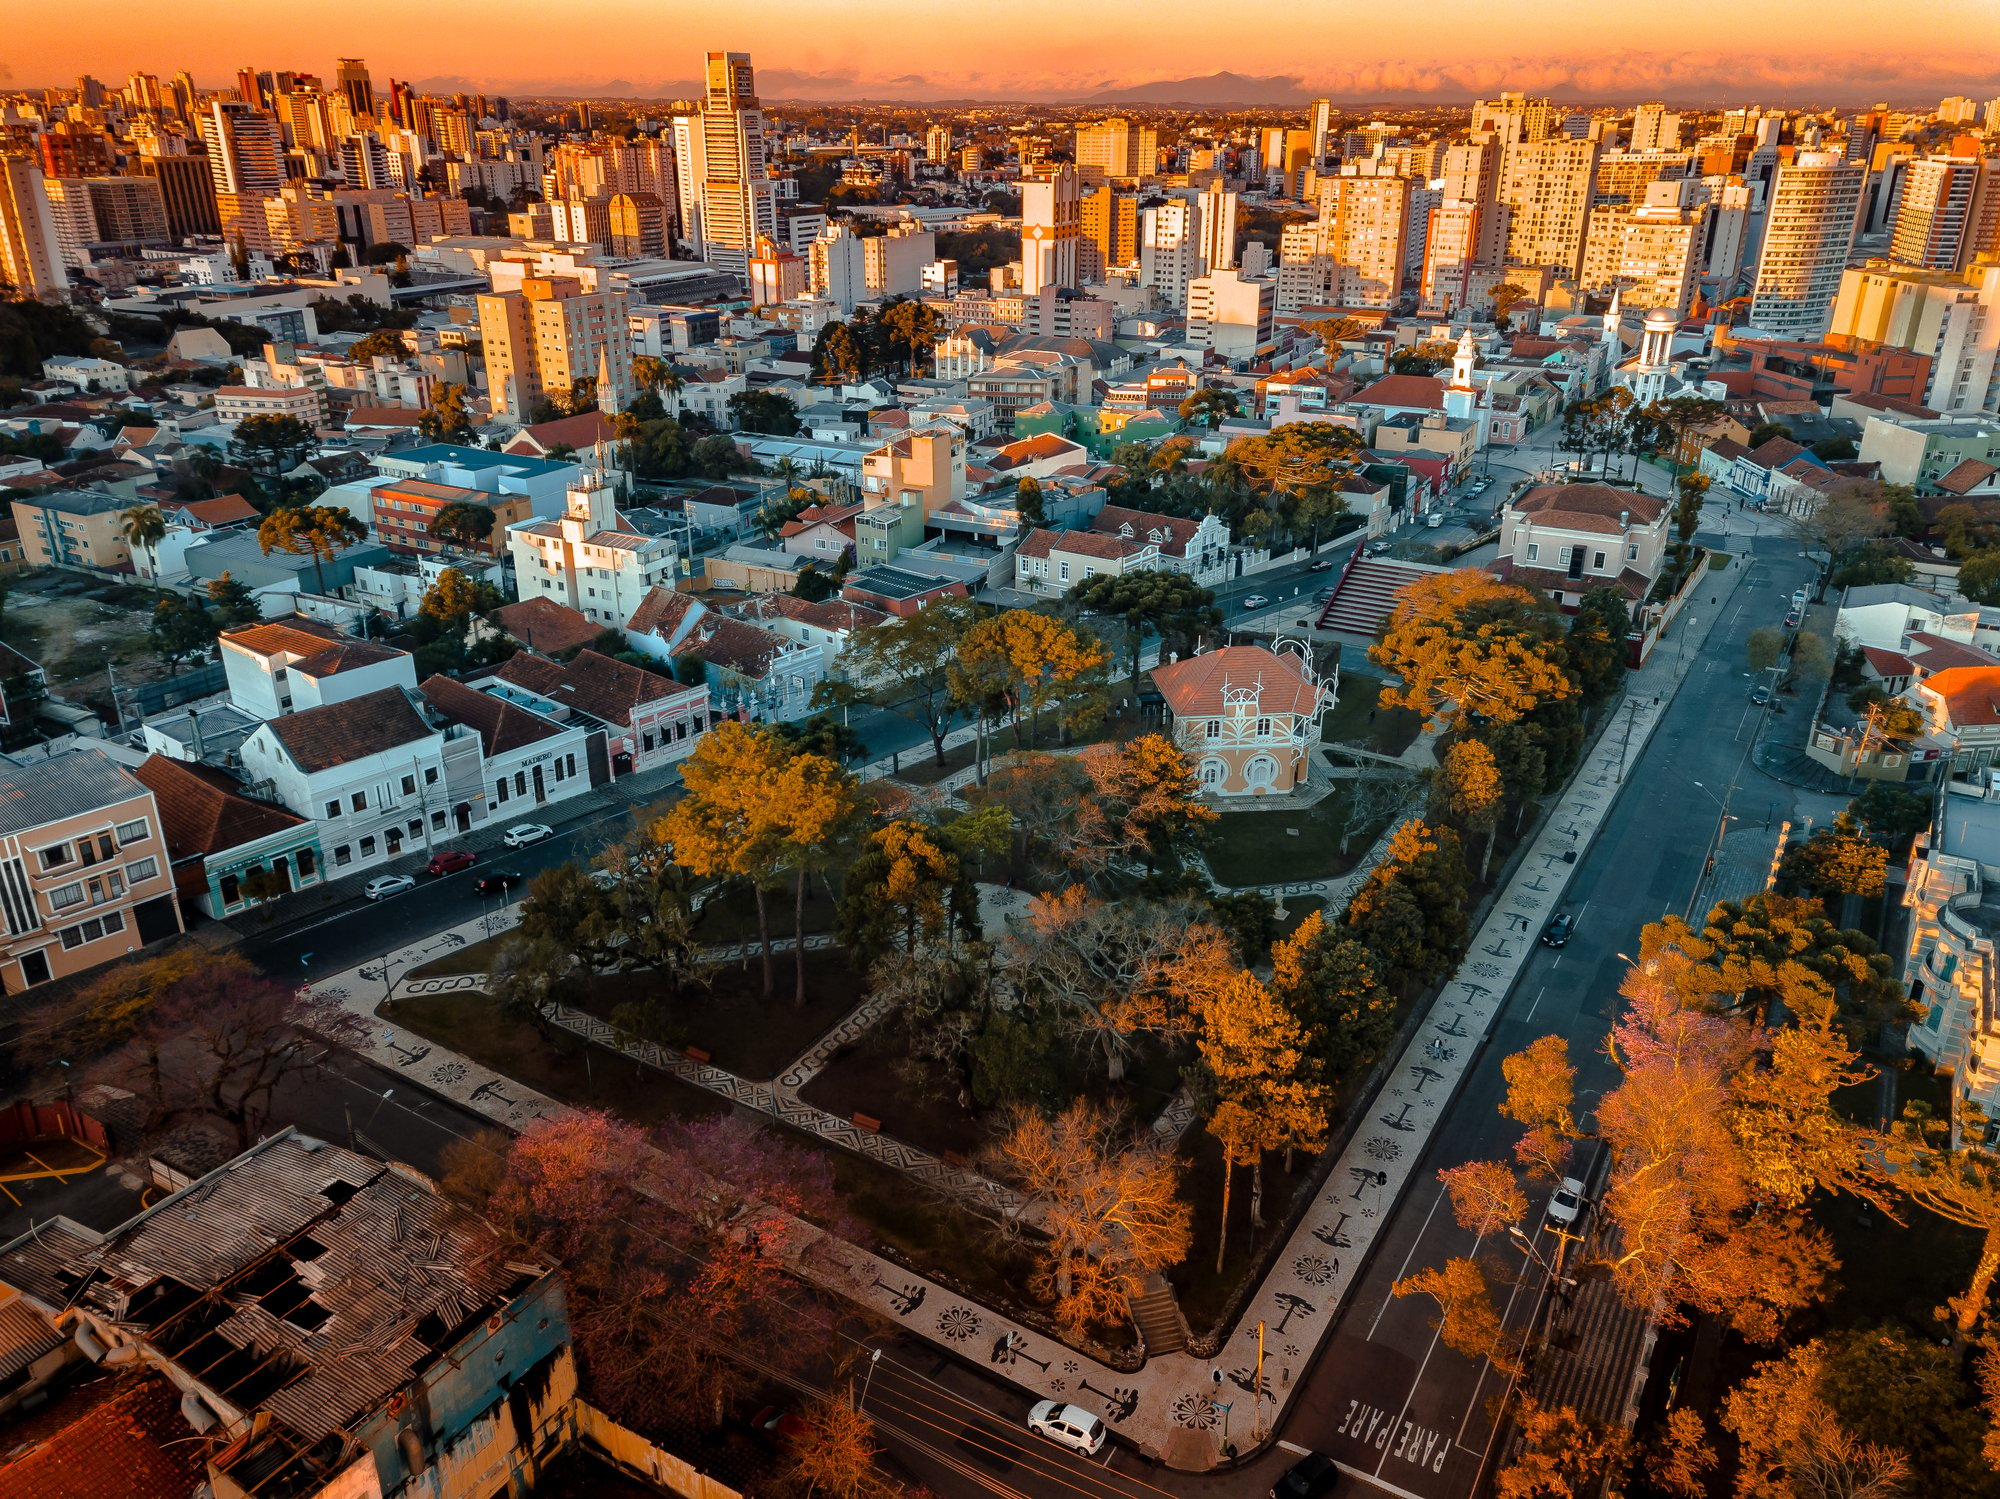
[300,557,1747,1465]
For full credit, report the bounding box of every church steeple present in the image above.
[595,343,624,416]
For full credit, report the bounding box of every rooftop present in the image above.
[1152,645,1326,718]
[260,686,436,774]
[491,597,603,657]
[418,675,566,756]
[132,755,304,857]
[493,649,686,728]
[0,750,150,837]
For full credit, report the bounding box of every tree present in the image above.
[1015,475,1046,530]
[149,594,216,674]
[661,723,795,998]
[428,499,497,552]
[813,320,866,384]
[1178,386,1241,429]
[1501,1034,1580,1181]
[844,597,975,766]
[1431,738,1504,879]
[951,608,1108,750]
[1670,471,1709,577]
[1889,1099,2000,1348]
[1437,1159,1527,1236]
[1788,481,1891,587]
[779,1397,895,1499]
[767,748,869,1004]
[1489,282,1529,329]
[88,964,365,1150]
[1566,588,1630,703]
[1747,625,1788,677]
[836,818,964,964]
[1270,911,1397,1081]
[1724,1341,1914,1499]
[349,327,409,362]
[1303,315,1364,349]
[1371,570,1577,731]
[1781,814,1889,899]
[877,297,941,374]
[990,1100,1192,1337]
[1645,394,1728,477]
[1072,733,1218,875]
[1494,1401,1632,1499]
[1065,570,1219,688]
[1847,782,1932,860]
[119,503,167,579]
[1830,542,1915,589]
[1345,819,1471,990]
[205,571,260,625]
[1392,1257,1524,1374]
[968,751,1091,877]
[229,413,317,479]
[257,504,366,594]
[1214,421,1365,545]
[727,388,802,435]
[1961,548,2000,606]
[419,566,502,629]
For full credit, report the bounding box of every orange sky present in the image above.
[10,0,2000,102]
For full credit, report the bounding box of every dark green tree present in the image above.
[1566,588,1630,702]
[149,595,217,675]
[726,389,801,436]
[1065,571,1221,686]
[229,414,316,480]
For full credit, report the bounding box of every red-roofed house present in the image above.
[1013,525,1162,596]
[491,648,711,773]
[1089,505,1231,586]
[1935,459,2000,498]
[0,1371,206,1499]
[131,754,322,919]
[1351,372,1447,416]
[218,618,416,719]
[1916,665,2000,773]
[1151,644,1333,797]
[419,674,595,817]
[491,597,604,658]
[1494,483,1671,611]
[502,409,621,458]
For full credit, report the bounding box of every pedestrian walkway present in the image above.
[302,554,1749,1466]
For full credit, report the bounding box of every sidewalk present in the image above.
[299,554,1750,1468]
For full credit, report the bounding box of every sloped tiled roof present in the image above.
[418,674,565,756]
[131,754,305,859]
[674,616,800,677]
[1016,526,1151,562]
[1151,646,1325,718]
[220,620,405,678]
[0,1371,205,1499]
[1746,435,1807,470]
[1352,373,1446,410]
[1937,458,2000,496]
[494,649,682,728]
[728,593,887,633]
[1904,631,1999,674]
[626,585,705,641]
[491,597,602,657]
[1926,665,2000,727]
[1509,483,1667,534]
[1093,505,1202,558]
[262,686,434,774]
[166,493,259,526]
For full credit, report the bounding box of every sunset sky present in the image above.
[11,0,2000,103]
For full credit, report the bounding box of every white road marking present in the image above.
[1526,986,1547,1022]
[1368,1189,1450,1338]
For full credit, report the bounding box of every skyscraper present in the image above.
[0,156,71,301]
[925,124,953,164]
[1200,178,1239,272]
[1075,119,1157,181]
[1629,103,1682,153]
[1750,151,1866,338]
[1020,163,1080,295]
[1890,157,1991,270]
[134,147,221,237]
[335,59,374,121]
[697,52,775,279]
[477,274,632,419]
[1140,198,1203,307]
[1309,98,1337,164]
[201,101,284,197]
[1079,185,1137,281]
[670,114,706,249]
[1497,136,1599,276]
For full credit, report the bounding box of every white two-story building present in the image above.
[507,471,681,631]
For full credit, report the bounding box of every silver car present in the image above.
[1027,1400,1107,1456]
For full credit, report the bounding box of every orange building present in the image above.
[1151,645,1333,798]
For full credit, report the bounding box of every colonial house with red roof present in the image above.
[1013,526,1161,597]
[1915,665,2000,776]
[491,648,711,773]
[1150,644,1333,797]
[418,674,595,821]
[132,754,322,920]
[1494,483,1671,612]
[218,618,417,720]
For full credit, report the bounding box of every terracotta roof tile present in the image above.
[1151,646,1325,718]
[494,649,684,728]
[1926,665,2000,727]
[132,754,305,857]
[1509,483,1667,533]
[261,686,435,773]
[491,598,603,656]
[418,674,565,755]
[0,1371,205,1499]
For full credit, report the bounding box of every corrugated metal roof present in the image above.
[0,750,150,838]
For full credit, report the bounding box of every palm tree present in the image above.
[257,505,367,596]
[119,504,167,586]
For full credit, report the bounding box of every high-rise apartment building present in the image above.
[1472,92,1555,144]
[925,124,953,164]
[43,176,170,267]
[1186,268,1274,361]
[1891,157,1998,271]
[1580,183,1707,317]
[1497,136,1599,276]
[697,52,775,279]
[1750,151,1867,338]
[0,156,70,301]
[1075,118,1157,181]
[201,101,285,197]
[134,148,221,237]
[1140,198,1203,307]
[477,273,633,419]
[170,71,198,122]
[1830,257,2000,413]
[1079,185,1137,281]
[1200,178,1239,272]
[1280,164,1410,310]
[1629,104,1682,153]
[748,235,807,306]
[607,192,668,257]
[671,114,706,248]
[1309,98,1338,164]
[1020,163,1080,295]
[1438,141,1508,264]
[335,59,374,121]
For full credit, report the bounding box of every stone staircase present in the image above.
[1130,1274,1188,1356]
[1316,556,1450,637]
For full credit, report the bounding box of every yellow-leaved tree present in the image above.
[1370,570,1576,731]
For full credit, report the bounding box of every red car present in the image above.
[426,849,475,876]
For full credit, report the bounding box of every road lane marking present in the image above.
[1525,986,1546,1022]
[1368,1188,1450,1338]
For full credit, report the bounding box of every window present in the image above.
[1592,551,1606,570]
[58,910,124,949]
[567,755,578,776]
[515,772,527,796]
[424,767,439,786]
[324,800,341,820]
[401,775,417,796]
[1525,543,1539,562]
[124,857,159,885]
[48,882,83,912]
[1058,561,1070,582]
[1205,720,1220,739]
[114,819,148,845]
[497,779,510,804]
[431,811,447,831]
[1256,717,1271,737]
[333,844,352,866]
[350,792,367,813]
[1627,543,1639,560]
[360,836,377,857]
[296,848,316,880]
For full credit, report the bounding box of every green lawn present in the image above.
[1206,788,1393,887]
[379,990,729,1124]
[1323,672,1424,758]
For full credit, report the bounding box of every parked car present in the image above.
[750,1405,808,1443]
[1241,595,1270,611]
[1027,1401,1107,1457]
[1546,1176,1589,1227]
[1540,912,1574,947]
[475,871,522,896]
[1792,588,1809,608]
[426,849,474,876]
[1425,513,1444,528]
[502,822,553,848]
[1784,611,1802,629]
[365,875,415,900]
[1750,685,1773,706]
[1309,558,1336,572]
[1367,541,1395,556]
[1273,1452,1342,1499]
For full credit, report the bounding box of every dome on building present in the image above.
[1644,307,1678,330]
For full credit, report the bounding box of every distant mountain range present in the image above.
[1073,72,1315,106]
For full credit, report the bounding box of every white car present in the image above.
[1241,595,1270,611]
[1027,1401,1107,1457]
[1545,1176,1588,1227]
[364,875,415,901]
[502,823,554,849]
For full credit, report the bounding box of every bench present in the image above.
[683,1046,711,1064]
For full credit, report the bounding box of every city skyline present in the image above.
[10,0,2000,106]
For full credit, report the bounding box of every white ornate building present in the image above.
[1149,642,1334,797]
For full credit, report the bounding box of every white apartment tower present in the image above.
[1891,158,1997,272]
[1020,163,1080,295]
[201,101,285,197]
[1629,104,1682,153]
[1750,151,1866,338]
[1141,197,1204,307]
[1200,178,1239,272]
[1497,136,1600,277]
[697,52,775,279]
[0,156,70,301]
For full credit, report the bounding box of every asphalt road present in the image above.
[1277,530,1815,1499]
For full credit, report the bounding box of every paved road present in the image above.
[1277,531,1814,1499]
